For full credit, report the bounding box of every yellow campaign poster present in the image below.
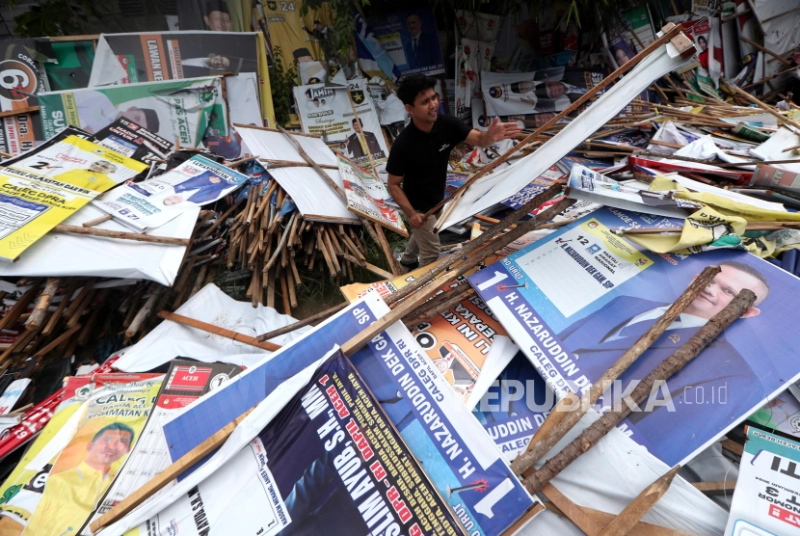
[0,136,146,261]
[263,0,333,72]
[0,378,93,536]
[23,376,162,536]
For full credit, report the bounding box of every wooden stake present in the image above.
[0,282,43,332]
[82,214,113,228]
[597,465,681,536]
[724,81,800,134]
[523,289,756,494]
[25,278,60,330]
[53,225,191,246]
[157,311,281,351]
[373,223,401,276]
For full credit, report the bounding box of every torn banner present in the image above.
[439,40,693,230]
[121,350,461,536]
[468,207,800,467]
[38,77,228,147]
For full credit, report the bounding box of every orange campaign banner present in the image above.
[340,263,510,402]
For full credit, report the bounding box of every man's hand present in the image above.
[409,212,426,229]
[486,116,522,145]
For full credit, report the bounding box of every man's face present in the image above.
[405,87,439,125]
[518,81,536,93]
[204,10,232,31]
[86,430,131,468]
[684,265,766,320]
[546,81,566,99]
[209,55,230,69]
[164,195,183,206]
[89,161,114,174]
[119,108,149,129]
[209,175,222,184]
[407,15,422,37]
[353,121,362,133]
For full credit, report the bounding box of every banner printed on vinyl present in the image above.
[370,8,445,77]
[88,31,261,159]
[94,118,173,163]
[129,350,461,536]
[0,39,55,156]
[0,126,95,168]
[338,154,406,235]
[23,376,163,536]
[468,207,800,467]
[482,67,604,117]
[294,79,389,167]
[353,10,402,83]
[350,323,537,536]
[38,77,228,148]
[725,427,800,534]
[161,297,390,465]
[0,135,146,261]
[93,154,248,231]
[472,352,554,460]
[44,40,96,91]
[82,361,242,535]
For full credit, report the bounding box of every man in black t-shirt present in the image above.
[386,75,521,271]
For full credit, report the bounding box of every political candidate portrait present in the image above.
[345,118,385,161]
[401,13,440,70]
[557,260,769,462]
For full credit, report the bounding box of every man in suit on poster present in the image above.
[345,118,384,161]
[402,13,438,70]
[556,260,769,462]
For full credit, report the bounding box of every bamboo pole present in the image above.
[523,289,756,494]
[512,266,720,474]
[724,81,800,134]
[422,23,686,221]
[25,278,60,330]
[53,225,191,246]
[157,311,282,351]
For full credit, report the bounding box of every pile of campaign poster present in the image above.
[0,379,31,416]
[468,206,800,467]
[24,375,162,536]
[88,31,264,158]
[369,8,444,77]
[127,350,462,536]
[337,154,406,235]
[351,323,538,535]
[482,67,605,118]
[293,79,389,167]
[94,118,174,163]
[83,361,242,533]
[725,427,800,535]
[0,135,146,261]
[38,77,228,148]
[94,154,248,231]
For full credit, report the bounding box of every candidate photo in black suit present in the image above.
[345,118,385,160]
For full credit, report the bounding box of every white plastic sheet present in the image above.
[235,126,358,222]
[0,204,195,286]
[439,41,693,230]
[113,283,311,372]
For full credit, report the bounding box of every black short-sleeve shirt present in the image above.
[385,115,472,213]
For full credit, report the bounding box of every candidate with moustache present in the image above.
[556,261,769,462]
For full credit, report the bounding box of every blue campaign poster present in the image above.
[350,323,538,536]
[163,297,388,462]
[370,8,445,77]
[468,207,800,467]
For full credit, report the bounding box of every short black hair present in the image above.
[698,35,707,43]
[205,0,229,14]
[140,108,160,132]
[92,422,135,445]
[352,118,363,126]
[719,260,770,299]
[397,74,436,106]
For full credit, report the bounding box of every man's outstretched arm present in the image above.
[464,116,522,148]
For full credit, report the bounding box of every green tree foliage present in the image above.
[270,47,299,126]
